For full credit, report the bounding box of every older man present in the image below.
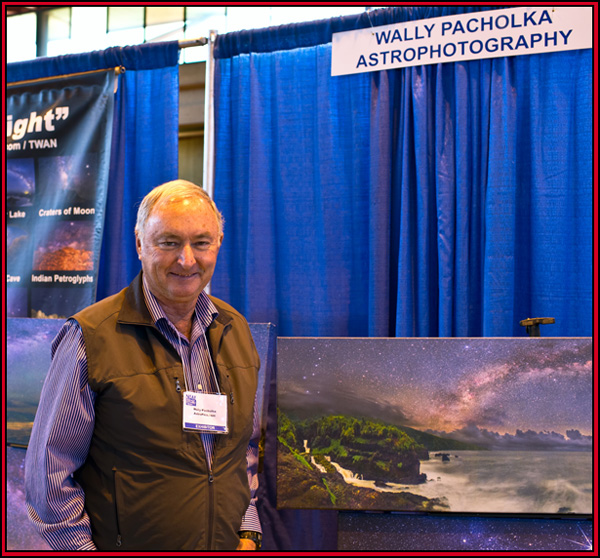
[25,180,262,551]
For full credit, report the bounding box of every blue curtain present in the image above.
[7,42,181,299]
[211,7,592,339]
[211,8,592,550]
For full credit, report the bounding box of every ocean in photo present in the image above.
[332,450,592,515]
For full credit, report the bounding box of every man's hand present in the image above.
[236,538,257,551]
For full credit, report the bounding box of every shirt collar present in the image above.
[142,276,219,332]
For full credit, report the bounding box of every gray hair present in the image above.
[135,180,224,239]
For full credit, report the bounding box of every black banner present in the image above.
[7,69,115,318]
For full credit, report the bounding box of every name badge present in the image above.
[182,391,229,434]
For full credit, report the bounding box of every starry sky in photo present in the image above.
[277,337,593,446]
[338,511,593,551]
[7,318,63,402]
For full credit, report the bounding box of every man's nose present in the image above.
[178,243,195,266]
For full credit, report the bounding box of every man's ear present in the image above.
[135,233,142,260]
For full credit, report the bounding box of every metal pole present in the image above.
[202,30,217,201]
[202,30,217,295]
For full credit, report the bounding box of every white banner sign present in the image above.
[332,7,592,76]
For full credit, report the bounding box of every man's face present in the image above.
[136,197,223,309]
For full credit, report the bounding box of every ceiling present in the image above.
[5,6,46,17]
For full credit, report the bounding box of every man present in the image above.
[25,180,262,551]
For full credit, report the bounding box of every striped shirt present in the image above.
[25,284,261,551]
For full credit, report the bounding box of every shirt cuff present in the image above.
[239,504,262,534]
[76,541,97,550]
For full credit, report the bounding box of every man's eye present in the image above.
[159,241,178,248]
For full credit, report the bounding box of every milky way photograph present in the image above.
[276,337,592,515]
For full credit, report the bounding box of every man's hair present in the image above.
[135,180,224,239]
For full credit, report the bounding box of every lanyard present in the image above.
[176,328,221,396]
[176,327,229,434]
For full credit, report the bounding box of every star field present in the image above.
[277,337,592,447]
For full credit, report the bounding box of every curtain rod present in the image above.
[7,40,209,87]
[7,66,123,87]
[179,37,209,48]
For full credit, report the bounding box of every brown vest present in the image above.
[73,273,259,550]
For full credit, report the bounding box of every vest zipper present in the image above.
[207,469,215,550]
[112,468,123,547]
